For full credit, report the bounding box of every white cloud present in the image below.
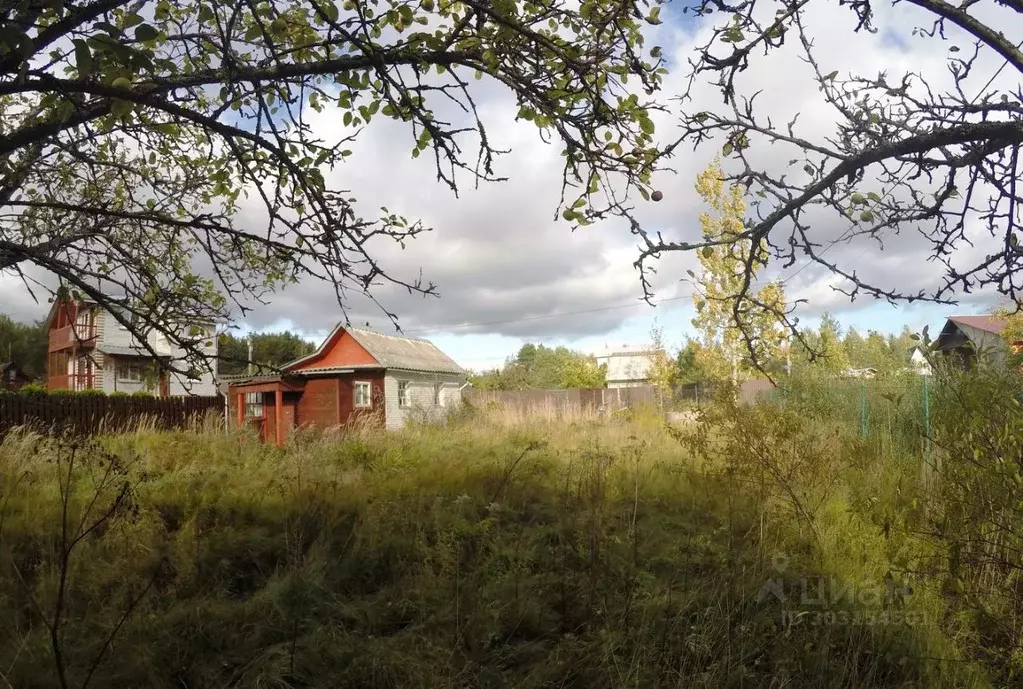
[3,4,1017,358]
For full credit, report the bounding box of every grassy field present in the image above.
[0,391,1007,688]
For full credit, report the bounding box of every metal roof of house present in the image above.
[292,364,378,374]
[284,325,465,375]
[948,315,1006,334]
[98,344,172,358]
[347,327,465,374]
[222,373,305,384]
[596,349,660,359]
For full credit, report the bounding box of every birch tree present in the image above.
[690,160,787,379]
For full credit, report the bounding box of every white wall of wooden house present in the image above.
[383,370,465,430]
[93,308,219,396]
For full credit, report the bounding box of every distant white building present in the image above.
[908,347,932,376]
[594,345,658,389]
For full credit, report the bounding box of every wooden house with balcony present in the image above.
[45,298,219,396]
[47,298,100,391]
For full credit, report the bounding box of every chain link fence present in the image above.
[764,374,933,462]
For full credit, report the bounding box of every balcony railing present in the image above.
[48,373,97,391]
[49,324,97,352]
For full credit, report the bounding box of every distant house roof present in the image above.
[285,325,465,375]
[948,315,1006,335]
[597,349,660,358]
[44,296,100,329]
[45,297,218,331]
[0,362,30,383]
[934,314,1017,355]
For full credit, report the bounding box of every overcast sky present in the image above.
[1,2,1012,370]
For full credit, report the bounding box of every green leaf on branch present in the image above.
[73,40,92,75]
[134,24,159,42]
[110,99,134,118]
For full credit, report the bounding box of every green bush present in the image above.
[108,391,130,398]
[0,384,112,397]
[910,365,1023,683]
[18,382,48,395]
[131,390,153,398]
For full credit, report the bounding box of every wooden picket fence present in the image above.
[0,394,225,437]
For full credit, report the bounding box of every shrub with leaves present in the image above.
[904,365,1023,682]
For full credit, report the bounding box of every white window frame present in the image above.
[434,382,443,407]
[118,362,143,383]
[74,308,94,339]
[354,381,372,408]
[244,392,264,418]
[397,380,411,408]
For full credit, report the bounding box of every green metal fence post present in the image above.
[860,381,868,438]
[923,375,932,480]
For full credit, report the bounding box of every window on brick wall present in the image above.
[354,381,372,408]
[398,380,410,407]
[434,382,443,407]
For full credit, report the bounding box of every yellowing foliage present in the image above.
[691,160,787,380]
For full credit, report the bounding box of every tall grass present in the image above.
[0,399,992,688]
[744,366,1023,686]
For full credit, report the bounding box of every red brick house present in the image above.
[227,325,466,444]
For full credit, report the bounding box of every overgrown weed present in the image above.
[0,393,993,687]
